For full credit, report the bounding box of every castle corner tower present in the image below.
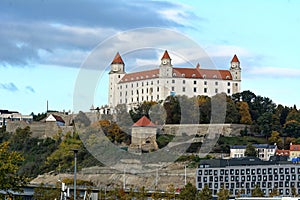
[229,54,241,94]
[108,52,126,109]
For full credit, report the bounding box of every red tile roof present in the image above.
[120,69,159,83]
[119,67,232,83]
[276,149,290,156]
[231,54,240,63]
[52,114,65,123]
[161,50,171,60]
[133,116,156,127]
[111,52,124,64]
[290,144,300,151]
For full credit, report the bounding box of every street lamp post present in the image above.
[72,149,78,200]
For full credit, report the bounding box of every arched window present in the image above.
[203,74,206,78]
[213,75,217,79]
[182,74,185,77]
[192,74,196,77]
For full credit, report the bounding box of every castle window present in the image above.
[182,74,185,77]
[172,80,175,84]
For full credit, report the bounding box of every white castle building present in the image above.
[108,50,241,109]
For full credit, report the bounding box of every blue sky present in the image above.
[1,0,300,114]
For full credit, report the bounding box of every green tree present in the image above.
[244,144,257,157]
[197,95,211,123]
[164,96,181,124]
[269,187,279,197]
[217,185,230,200]
[283,120,300,138]
[178,182,199,200]
[252,184,264,197]
[236,101,252,124]
[130,101,157,123]
[291,186,298,197]
[268,131,283,149]
[198,183,212,200]
[225,96,241,123]
[0,142,28,197]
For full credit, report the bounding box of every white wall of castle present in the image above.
[112,76,240,108]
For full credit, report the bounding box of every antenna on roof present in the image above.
[46,100,49,113]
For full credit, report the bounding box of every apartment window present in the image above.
[204,81,207,85]
[172,86,175,91]
[126,84,128,88]
[194,80,197,84]
[157,87,159,92]
[215,81,218,86]
[183,80,186,84]
[227,89,231,94]
[172,80,175,83]
[125,91,127,96]
[215,88,218,93]
[182,87,186,92]
[204,88,207,93]
[227,82,230,86]
[137,83,138,87]
[120,92,122,96]
[157,95,159,100]
[194,87,197,92]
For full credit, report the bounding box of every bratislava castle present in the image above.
[108,50,241,109]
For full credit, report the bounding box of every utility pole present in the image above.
[72,149,78,200]
[184,165,187,186]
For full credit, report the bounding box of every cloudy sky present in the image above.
[1,0,300,114]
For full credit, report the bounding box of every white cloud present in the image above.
[246,66,300,78]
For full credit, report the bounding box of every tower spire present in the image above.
[231,54,240,63]
[111,52,124,64]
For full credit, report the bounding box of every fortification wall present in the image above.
[162,124,246,137]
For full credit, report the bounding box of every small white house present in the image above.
[230,144,277,161]
[46,114,65,126]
